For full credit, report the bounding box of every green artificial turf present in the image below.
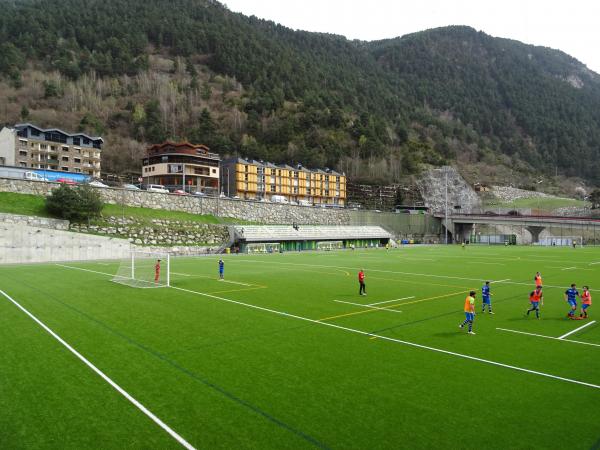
[1,245,600,449]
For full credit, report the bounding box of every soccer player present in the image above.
[534,272,543,288]
[581,286,592,318]
[459,290,476,335]
[218,259,224,280]
[482,281,494,314]
[358,269,366,296]
[154,259,161,283]
[565,283,580,319]
[526,286,543,319]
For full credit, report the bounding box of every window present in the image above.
[62,146,69,152]
[74,158,81,163]
[83,138,90,145]
[17,129,27,138]
[51,146,57,151]
[74,168,81,173]
[62,156,69,162]
[62,167,69,171]
[75,148,81,154]
[270,185,276,192]
[40,144,48,150]
[19,162,26,167]
[19,139,27,147]
[19,150,27,156]
[212,168,217,174]
[30,129,40,137]
[244,165,249,172]
[39,164,47,169]
[72,137,80,145]
[244,174,248,181]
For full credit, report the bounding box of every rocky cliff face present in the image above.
[417,166,481,214]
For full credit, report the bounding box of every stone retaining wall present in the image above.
[0,177,349,225]
[0,212,69,230]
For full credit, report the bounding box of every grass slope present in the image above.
[485,196,589,210]
[1,245,599,449]
[0,192,249,224]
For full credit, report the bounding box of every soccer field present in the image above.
[1,245,599,449]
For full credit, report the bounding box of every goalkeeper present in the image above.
[154,259,161,283]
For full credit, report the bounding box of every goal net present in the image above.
[317,241,343,251]
[112,251,170,288]
[246,242,280,253]
[538,236,583,246]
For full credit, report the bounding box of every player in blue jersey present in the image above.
[564,283,580,319]
[218,259,224,280]
[481,281,494,314]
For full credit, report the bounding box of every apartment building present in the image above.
[221,157,346,206]
[0,123,102,178]
[142,142,220,193]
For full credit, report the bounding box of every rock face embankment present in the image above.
[417,166,481,214]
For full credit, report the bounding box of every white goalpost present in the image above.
[538,236,583,246]
[317,241,343,251]
[112,251,171,288]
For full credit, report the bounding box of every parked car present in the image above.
[172,189,189,196]
[271,195,288,203]
[23,171,48,182]
[56,178,76,185]
[122,183,141,190]
[88,180,109,188]
[146,184,169,193]
[192,191,205,196]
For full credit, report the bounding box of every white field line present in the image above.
[558,320,597,340]
[55,264,600,390]
[55,264,170,288]
[0,289,196,450]
[464,261,506,266]
[589,261,600,266]
[491,279,511,283]
[237,260,597,292]
[333,300,402,313]
[368,296,415,306]
[171,272,192,277]
[497,327,600,348]
[561,267,577,271]
[218,279,252,286]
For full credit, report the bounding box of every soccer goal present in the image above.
[538,236,583,246]
[111,251,170,288]
[317,241,343,251]
[246,242,280,253]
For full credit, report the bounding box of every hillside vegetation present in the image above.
[1,0,599,187]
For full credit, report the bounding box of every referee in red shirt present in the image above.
[358,269,366,296]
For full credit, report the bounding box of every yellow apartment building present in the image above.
[221,158,346,206]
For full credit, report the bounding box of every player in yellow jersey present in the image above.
[459,290,477,335]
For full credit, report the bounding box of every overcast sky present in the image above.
[224,0,600,74]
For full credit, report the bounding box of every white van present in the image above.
[146,184,169,193]
[271,195,288,203]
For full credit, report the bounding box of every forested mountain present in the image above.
[1,0,599,186]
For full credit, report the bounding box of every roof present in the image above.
[233,225,392,242]
[15,123,104,142]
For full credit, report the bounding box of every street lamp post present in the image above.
[445,169,449,244]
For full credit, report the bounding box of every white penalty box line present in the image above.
[0,288,196,450]
[333,300,403,313]
[55,264,600,391]
[497,321,599,348]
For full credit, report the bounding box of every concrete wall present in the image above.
[0,221,131,264]
[0,127,16,166]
